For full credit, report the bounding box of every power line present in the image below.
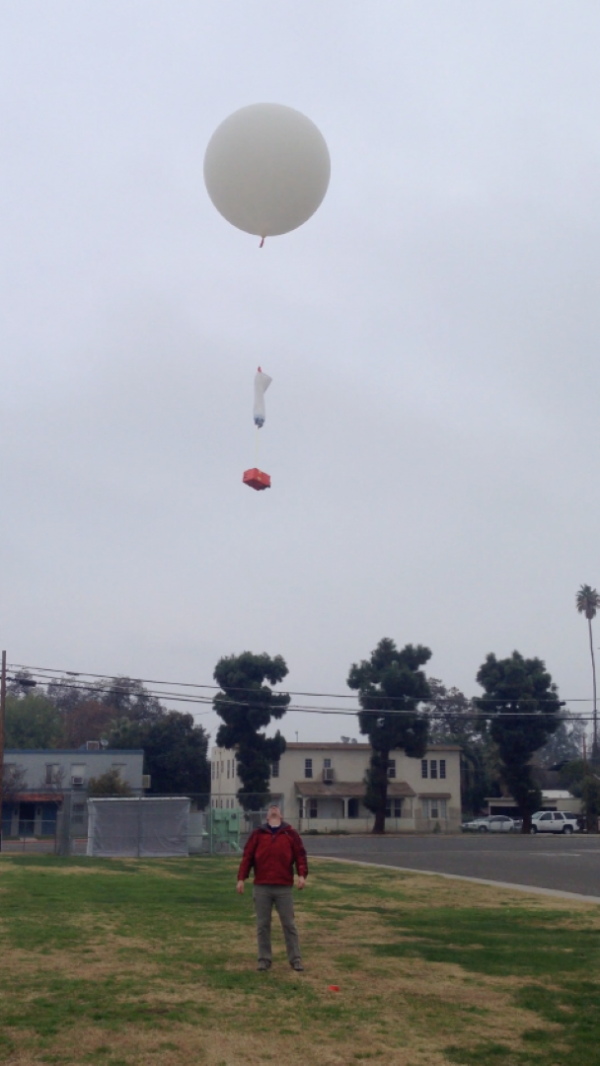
[8,661,595,707]
[5,664,594,722]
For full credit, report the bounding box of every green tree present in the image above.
[475,651,562,833]
[107,712,210,796]
[87,768,132,797]
[425,678,500,816]
[559,759,600,832]
[575,584,600,761]
[582,777,600,832]
[48,675,164,727]
[347,639,431,834]
[5,693,63,749]
[534,713,586,769]
[213,652,290,812]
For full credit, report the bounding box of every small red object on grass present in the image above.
[243,468,271,491]
[328,985,340,992]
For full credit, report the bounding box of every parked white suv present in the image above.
[530,811,579,835]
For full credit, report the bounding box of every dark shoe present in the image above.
[291,961,304,972]
[257,961,271,972]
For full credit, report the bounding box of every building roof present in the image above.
[4,749,144,755]
[210,741,461,753]
[284,742,460,751]
[6,793,64,803]
[287,742,370,751]
[295,780,416,798]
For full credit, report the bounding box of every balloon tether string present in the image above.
[255,427,260,467]
[259,237,265,248]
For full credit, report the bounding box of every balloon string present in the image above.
[255,427,260,466]
[259,237,265,248]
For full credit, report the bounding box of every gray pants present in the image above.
[252,884,301,966]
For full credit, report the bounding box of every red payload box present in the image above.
[243,467,271,491]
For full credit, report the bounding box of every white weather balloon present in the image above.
[204,103,330,239]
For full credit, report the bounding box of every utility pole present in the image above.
[0,651,6,853]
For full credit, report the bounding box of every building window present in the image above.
[309,799,318,818]
[422,799,447,819]
[45,764,60,785]
[421,759,428,778]
[440,760,446,779]
[72,803,86,825]
[324,758,332,769]
[387,759,396,779]
[430,760,437,779]
[305,759,313,779]
[71,764,85,786]
[271,762,280,779]
[385,799,402,818]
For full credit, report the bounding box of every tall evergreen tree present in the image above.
[213,652,290,812]
[475,651,562,832]
[347,639,431,834]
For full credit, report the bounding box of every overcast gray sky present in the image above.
[2,2,600,744]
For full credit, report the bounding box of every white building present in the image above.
[211,740,462,832]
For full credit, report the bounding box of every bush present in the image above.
[87,769,132,797]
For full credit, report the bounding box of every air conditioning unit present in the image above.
[323,768,335,783]
[142,775,151,789]
[71,776,84,787]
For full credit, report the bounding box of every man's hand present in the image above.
[236,880,245,894]
[297,876,306,890]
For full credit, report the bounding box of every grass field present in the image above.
[1,855,600,1066]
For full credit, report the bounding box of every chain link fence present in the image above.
[1,792,278,856]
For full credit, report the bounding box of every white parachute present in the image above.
[253,367,272,428]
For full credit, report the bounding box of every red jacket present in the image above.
[238,822,308,886]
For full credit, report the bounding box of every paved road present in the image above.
[306,833,600,901]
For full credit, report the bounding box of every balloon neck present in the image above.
[259,236,265,248]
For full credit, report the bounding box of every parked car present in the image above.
[530,811,579,835]
[461,815,515,833]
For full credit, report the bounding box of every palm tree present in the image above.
[576,584,600,761]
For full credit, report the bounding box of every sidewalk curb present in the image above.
[316,855,600,905]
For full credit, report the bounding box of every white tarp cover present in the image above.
[253,369,272,427]
[87,797,190,857]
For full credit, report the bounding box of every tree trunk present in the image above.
[372,808,386,834]
[366,748,389,835]
[589,618,599,762]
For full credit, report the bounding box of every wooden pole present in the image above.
[0,651,6,852]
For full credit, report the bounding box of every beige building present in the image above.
[210,740,462,832]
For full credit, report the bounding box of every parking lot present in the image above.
[306,833,600,901]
